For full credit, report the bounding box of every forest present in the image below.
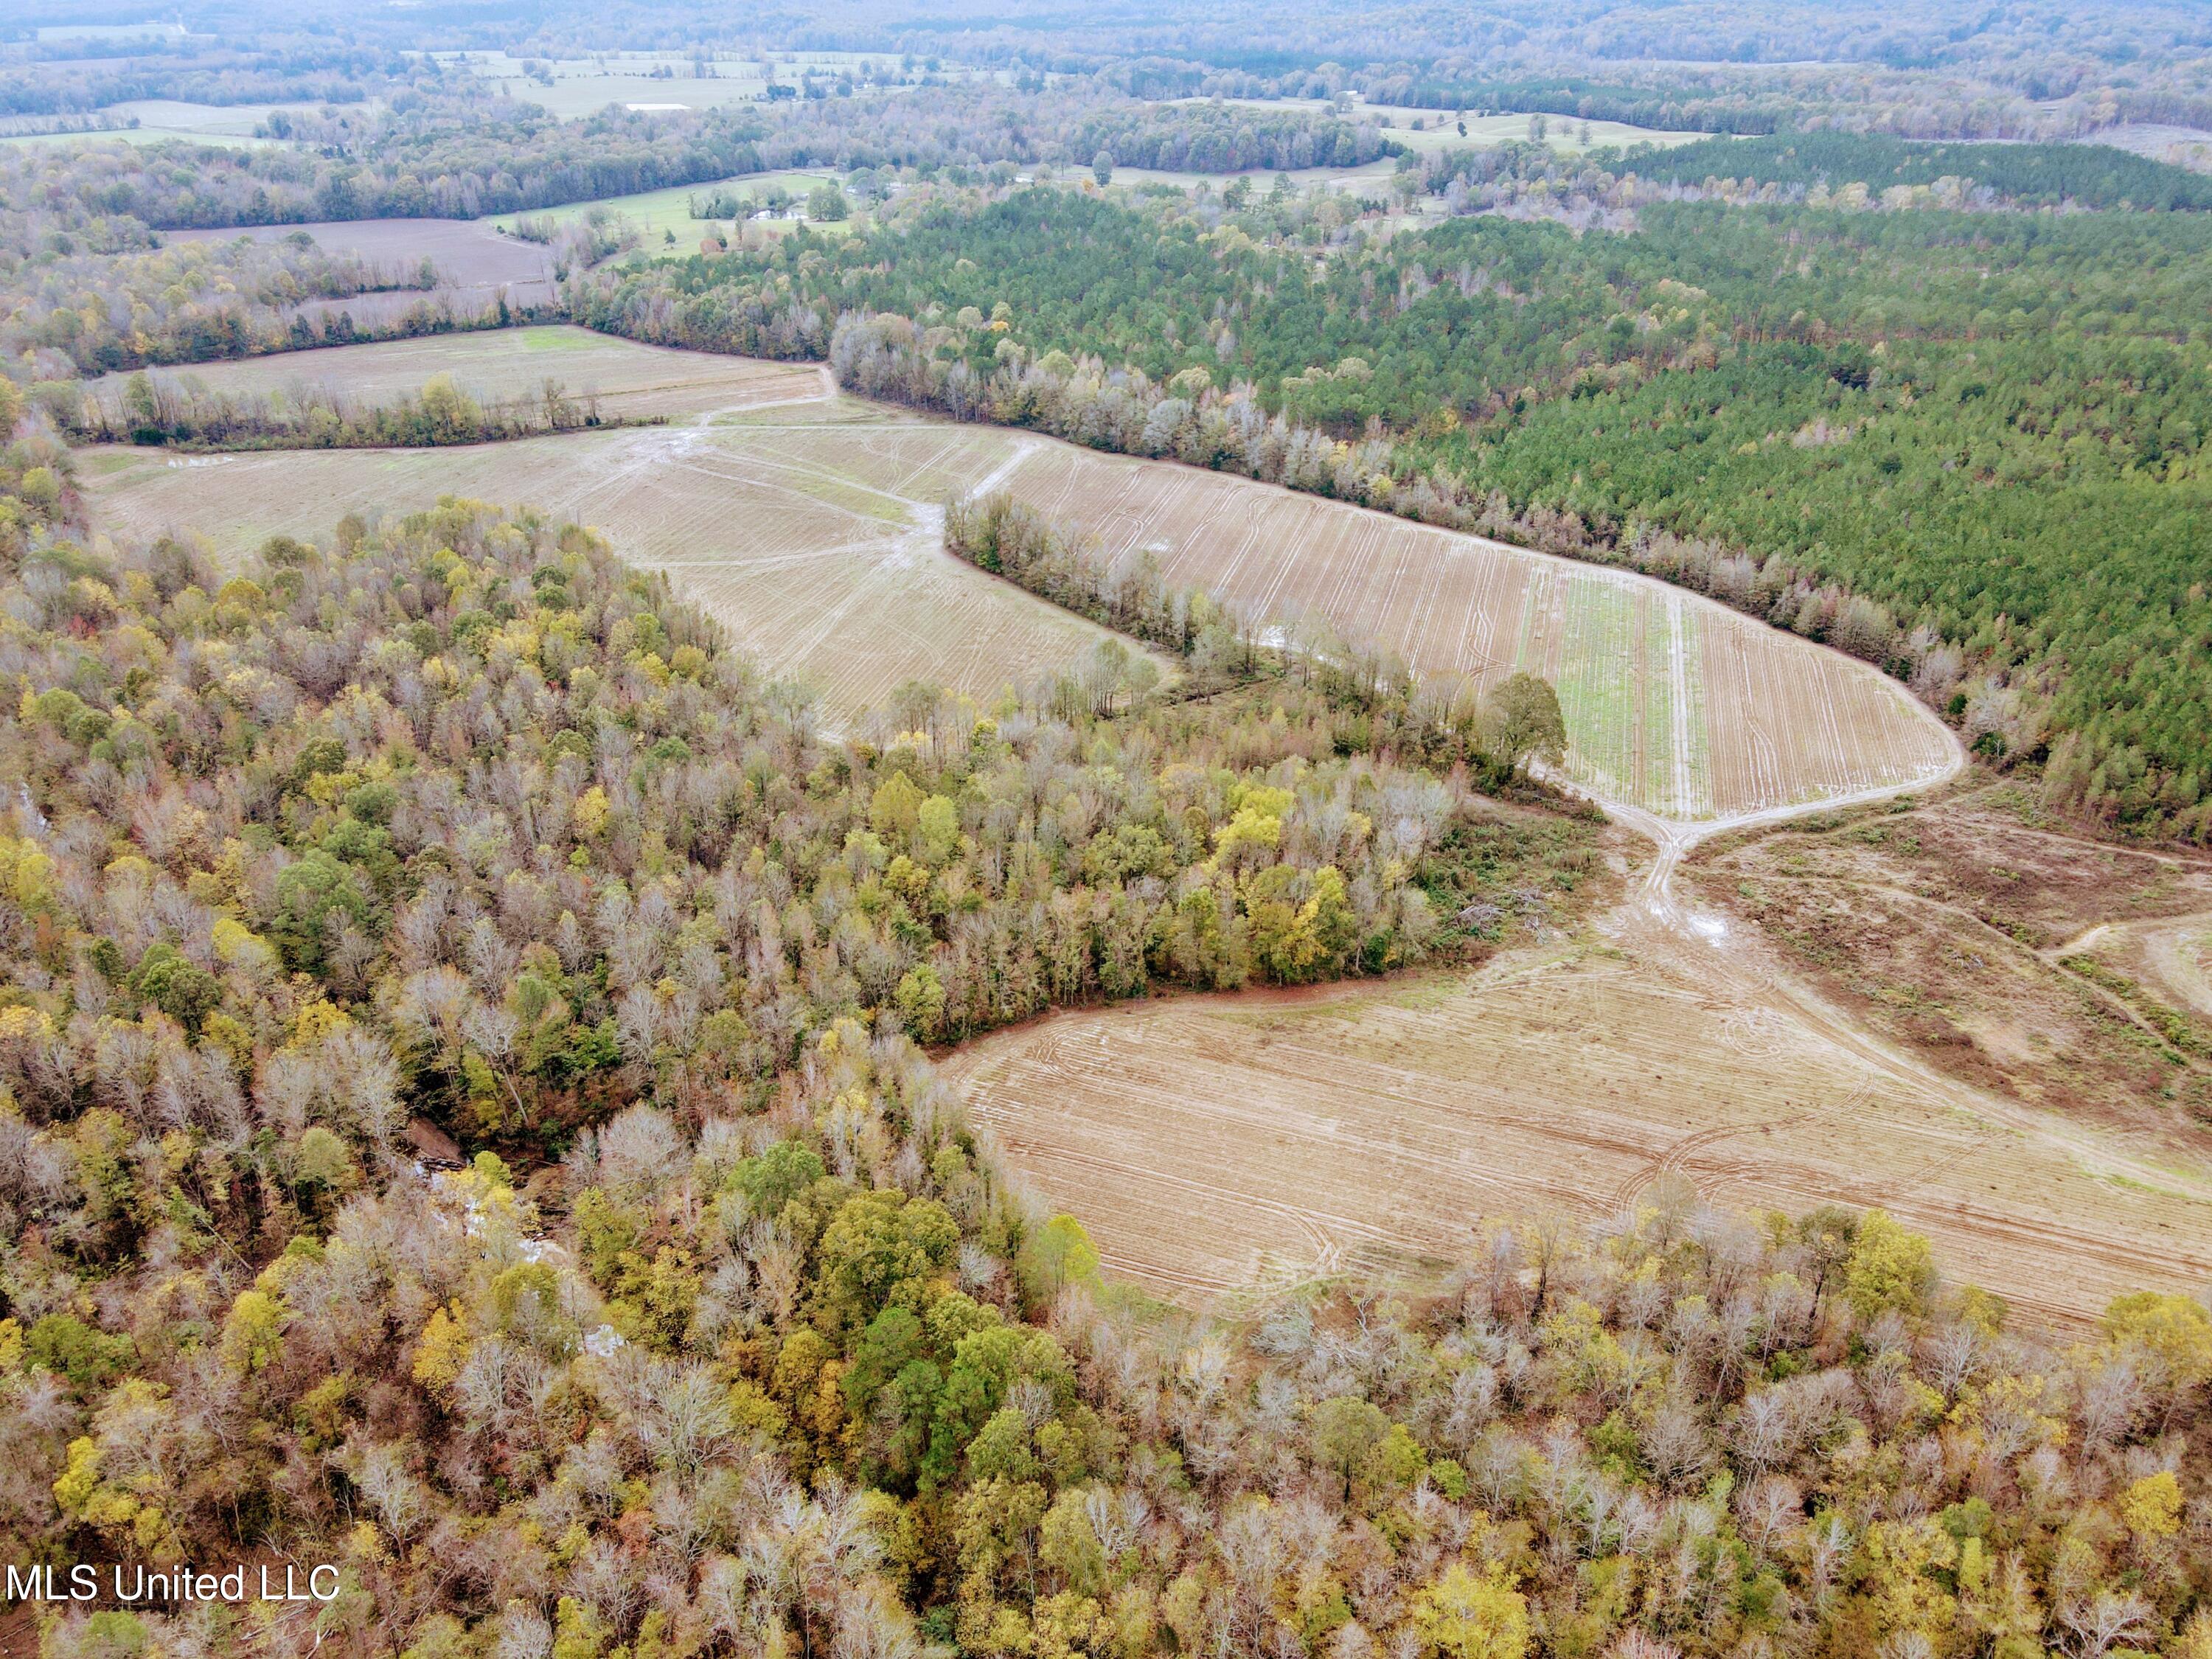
[4,378,2212,1657]
[0,139,532,380]
[12,0,2212,145]
[0,83,1398,234]
[576,183,2212,838]
[1632,133,2212,212]
[7,102,775,228]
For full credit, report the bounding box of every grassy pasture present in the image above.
[1,97,347,150]
[484,75,771,121]
[1168,96,1709,159]
[491,169,843,241]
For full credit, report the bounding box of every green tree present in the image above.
[1482,672,1568,773]
[1844,1209,1937,1319]
[130,942,221,1031]
[895,963,947,1041]
[1026,1214,1102,1299]
[1312,1394,1391,1499]
[813,1189,961,1335]
[1413,1562,1528,1659]
[1040,1487,1109,1596]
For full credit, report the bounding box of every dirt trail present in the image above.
[1602,754,2212,1206]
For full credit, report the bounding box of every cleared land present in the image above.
[79,352,1144,720]
[943,821,2212,1326]
[0,100,325,148]
[482,74,769,121]
[73,333,2173,1326]
[493,169,843,240]
[440,49,978,118]
[1173,97,1707,159]
[1686,784,2212,1135]
[77,332,1953,817]
[2084,914,2212,1023]
[83,327,824,424]
[1001,442,1956,820]
[2093,123,2212,172]
[166,220,558,325]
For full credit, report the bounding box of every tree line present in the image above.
[0,149,549,380]
[944,487,1571,787]
[52,368,650,451]
[1635,133,2212,212]
[5,80,1405,237]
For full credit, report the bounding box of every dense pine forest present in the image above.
[1634,134,2212,210]
[579,175,2212,838]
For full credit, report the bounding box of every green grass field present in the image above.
[490,168,844,240]
[0,98,335,150]
[1173,97,1708,159]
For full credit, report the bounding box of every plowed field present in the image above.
[167,219,560,327]
[942,886,2212,1326]
[80,334,1956,821]
[74,335,2187,1327]
[1001,443,1957,821]
[81,398,1137,722]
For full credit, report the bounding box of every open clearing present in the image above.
[1,100,326,148]
[77,331,1954,817]
[482,74,770,120]
[1172,97,1708,159]
[1686,784,2212,1134]
[80,346,1144,720]
[943,812,2212,1326]
[167,220,558,325]
[1001,442,1957,820]
[438,49,990,119]
[493,169,843,240]
[83,328,823,424]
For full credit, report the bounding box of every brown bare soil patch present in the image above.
[167,218,558,324]
[1684,782,2212,1137]
[2086,912,2212,1023]
[86,327,823,425]
[943,880,2212,1328]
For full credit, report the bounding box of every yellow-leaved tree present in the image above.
[1413,1562,1528,1659]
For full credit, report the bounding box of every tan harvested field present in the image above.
[80,334,1956,820]
[1001,442,1958,820]
[943,838,2212,1326]
[167,219,558,325]
[85,327,824,424]
[80,392,1147,723]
